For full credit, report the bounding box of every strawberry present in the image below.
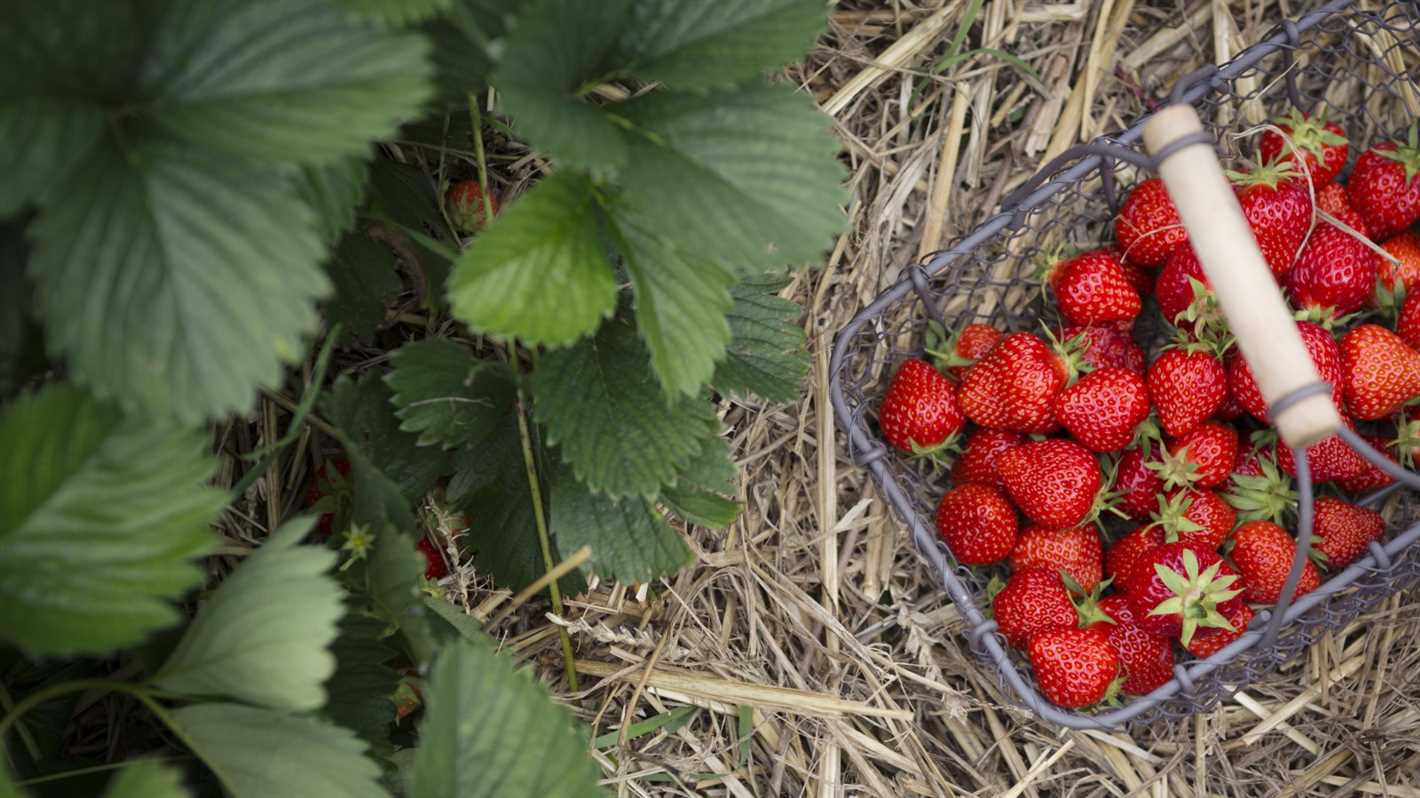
[1114,447,1166,520]
[1231,163,1313,276]
[1063,323,1145,373]
[305,457,353,541]
[1311,496,1384,570]
[1377,231,1420,297]
[1339,324,1420,420]
[879,359,965,452]
[1153,422,1238,490]
[1399,290,1420,350]
[1335,433,1396,494]
[1121,260,1155,297]
[417,537,450,580]
[1184,602,1254,659]
[936,483,1018,565]
[1230,520,1321,604]
[1106,525,1163,585]
[1053,367,1151,452]
[1090,594,1174,695]
[1227,321,1342,422]
[1115,177,1188,266]
[1258,111,1349,189]
[1347,129,1420,240]
[1147,347,1227,438]
[1046,249,1143,325]
[959,332,1069,433]
[445,179,499,232]
[1215,388,1246,422]
[1010,526,1104,593]
[927,321,1003,379]
[1316,181,1370,236]
[1285,222,1379,316]
[1155,245,1216,333]
[996,439,1104,529]
[1123,542,1244,644]
[1152,489,1237,550]
[993,568,1080,649]
[1274,419,1369,484]
[951,428,1022,488]
[1226,449,1297,526]
[1028,626,1122,708]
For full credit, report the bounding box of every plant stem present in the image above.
[467,95,497,228]
[17,757,186,788]
[505,344,579,691]
[0,681,41,765]
[0,679,149,745]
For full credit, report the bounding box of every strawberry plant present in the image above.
[0,1,846,795]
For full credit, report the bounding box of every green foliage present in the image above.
[325,233,404,345]
[323,614,403,759]
[713,272,811,402]
[412,638,604,798]
[103,761,190,798]
[386,339,516,450]
[662,432,743,528]
[549,465,693,583]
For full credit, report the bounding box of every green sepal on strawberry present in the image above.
[1258,110,1349,190]
[1151,489,1237,550]
[1346,125,1420,240]
[445,179,499,233]
[936,483,1019,565]
[1310,496,1384,570]
[879,358,965,454]
[1063,322,1146,373]
[1027,625,1123,709]
[925,319,1003,378]
[1115,177,1188,266]
[1225,447,1298,525]
[1184,602,1254,659]
[996,438,1107,529]
[1230,520,1321,604]
[1152,422,1238,490]
[1122,543,1244,646]
[1376,231,1420,313]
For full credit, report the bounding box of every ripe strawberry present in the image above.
[1285,222,1379,316]
[1232,437,1271,479]
[951,428,1022,488]
[1028,626,1122,708]
[1227,321,1342,422]
[1121,260,1155,297]
[1230,520,1321,604]
[1155,245,1216,333]
[446,179,499,232]
[1226,448,1297,525]
[1115,446,1166,520]
[1335,433,1396,493]
[1259,111,1349,189]
[1232,164,1313,276]
[1147,348,1227,438]
[1105,525,1163,584]
[1054,367,1151,452]
[993,568,1080,649]
[1152,489,1237,550]
[1116,177,1188,266]
[1312,496,1384,570]
[417,537,450,580]
[1347,130,1420,240]
[1339,324,1420,420]
[1274,419,1369,484]
[1090,595,1174,695]
[1215,388,1246,422]
[1063,323,1145,373]
[936,483,1018,565]
[1377,231,1420,297]
[305,457,353,540]
[879,359,964,452]
[1154,422,1238,490]
[997,439,1103,529]
[1398,291,1420,350]
[928,321,1003,379]
[1047,249,1143,325]
[959,332,1069,433]
[1317,181,1370,236]
[1010,526,1104,593]
[1184,602,1254,659]
[1123,542,1244,644]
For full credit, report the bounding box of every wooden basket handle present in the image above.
[1142,105,1342,448]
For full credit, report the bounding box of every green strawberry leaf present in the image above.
[323,374,451,502]
[531,317,717,499]
[152,519,343,712]
[385,339,516,450]
[299,156,372,247]
[0,222,45,401]
[411,638,603,798]
[448,171,618,347]
[323,613,402,761]
[549,463,693,583]
[662,430,742,528]
[324,233,403,346]
[334,0,456,25]
[712,273,809,402]
[103,760,189,798]
[171,703,389,798]
[422,1,506,109]
[0,384,223,658]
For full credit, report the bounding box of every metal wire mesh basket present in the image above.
[828,0,1420,729]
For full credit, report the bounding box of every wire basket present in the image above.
[828,0,1420,729]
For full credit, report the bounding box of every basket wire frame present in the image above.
[827,0,1420,729]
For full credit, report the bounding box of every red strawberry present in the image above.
[1053,367,1151,452]
[1335,433,1396,494]
[879,359,964,452]
[1184,602,1254,659]
[1116,177,1188,266]
[996,439,1103,529]
[1339,324,1420,420]
[959,332,1068,433]
[936,483,1018,565]
[1311,496,1384,570]
[1274,419,1369,484]
[1121,260,1155,297]
[1232,165,1313,276]
[1377,231,1420,297]
[1226,448,1297,526]
[417,537,450,580]
[1259,112,1349,189]
[1399,291,1420,350]
[1347,131,1420,240]
[1155,245,1217,334]
[445,179,499,232]
[1105,525,1163,584]
[1047,249,1143,325]
[1010,526,1104,593]
[1123,542,1244,644]
[1154,422,1238,490]
[1147,348,1227,438]
[305,457,353,540]
[1227,321,1342,422]
[1216,388,1246,422]
[1152,489,1237,550]
[1232,438,1270,479]
[1317,181,1370,235]
[1028,626,1120,708]
[1285,222,1379,316]
[1114,447,1166,520]
[1063,323,1145,373]
[1090,595,1174,695]
[930,321,1004,379]
[993,568,1080,649]
[951,428,1022,488]
[1230,520,1321,603]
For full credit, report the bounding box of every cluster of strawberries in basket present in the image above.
[878,112,1420,709]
